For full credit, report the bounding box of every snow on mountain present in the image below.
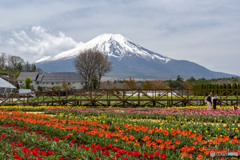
[35,56,52,63]
[35,33,238,79]
[35,33,171,63]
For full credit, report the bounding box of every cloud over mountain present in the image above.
[7,26,83,61]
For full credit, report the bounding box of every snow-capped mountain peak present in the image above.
[35,33,171,63]
[35,33,237,79]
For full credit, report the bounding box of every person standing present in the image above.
[206,92,212,110]
[212,94,218,110]
[233,104,238,111]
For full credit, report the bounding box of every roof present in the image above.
[17,72,39,81]
[36,74,44,81]
[0,78,16,89]
[41,72,84,83]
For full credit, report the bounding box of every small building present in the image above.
[17,72,39,90]
[0,73,10,78]
[0,77,16,95]
[39,72,84,90]
[17,72,84,90]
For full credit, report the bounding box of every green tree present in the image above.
[176,75,184,82]
[17,63,23,71]
[16,83,20,89]
[219,84,223,96]
[189,76,196,81]
[24,77,31,89]
[24,61,31,71]
[201,84,207,96]
[238,84,240,95]
[223,83,227,96]
[31,64,36,72]
[212,84,215,94]
[226,84,231,89]
[216,84,220,95]
[36,67,44,74]
[209,84,212,90]
[91,76,98,89]
[226,84,232,96]
[168,80,184,89]
[188,76,196,85]
[232,83,237,95]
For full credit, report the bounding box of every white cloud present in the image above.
[7,26,82,62]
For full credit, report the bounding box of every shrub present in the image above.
[16,83,20,89]
[24,77,31,89]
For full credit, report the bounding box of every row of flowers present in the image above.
[45,107,240,122]
[0,110,239,159]
[0,105,237,111]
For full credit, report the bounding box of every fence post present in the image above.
[27,93,29,106]
[138,90,140,107]
[123,90,125,107]
[237,89,239,105]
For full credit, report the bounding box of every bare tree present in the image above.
[151,80,168,89]
[96,55,113,89]
[73,49,112,89]
[0,52,7,71]
[7,55,24,70]
[124,77,137,89]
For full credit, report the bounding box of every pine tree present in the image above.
[226,84,232,96]
[31,64,36,72]
[223,83,227,96]
[219,84,223,89]
[232,83,237,95]
[212,84,215,94]
[226,84,231,89]
[216,84,220,95]
[25,61,31,71]
[219,84,223,96]
[202,84,208,96]
[238,84,240,95]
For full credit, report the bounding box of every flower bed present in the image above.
[45,107,240,122]
[0,109,239,160]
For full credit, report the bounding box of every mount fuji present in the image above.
[35,33,237,79]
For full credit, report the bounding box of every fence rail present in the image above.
[0,89,239,107]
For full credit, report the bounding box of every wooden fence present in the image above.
[0,89,239,107]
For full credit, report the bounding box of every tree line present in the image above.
[0,52,43,78]
[193,83,240,96]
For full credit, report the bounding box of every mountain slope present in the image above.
[35,33,237,79]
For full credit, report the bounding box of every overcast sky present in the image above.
[0,0,239,76]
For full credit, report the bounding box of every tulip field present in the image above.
[0,105,239,160]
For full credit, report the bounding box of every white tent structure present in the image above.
[0,77,16,95]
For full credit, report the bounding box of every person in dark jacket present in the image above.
[206,92,212,110]
[233,104,238,111]
[212,94,218,110]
